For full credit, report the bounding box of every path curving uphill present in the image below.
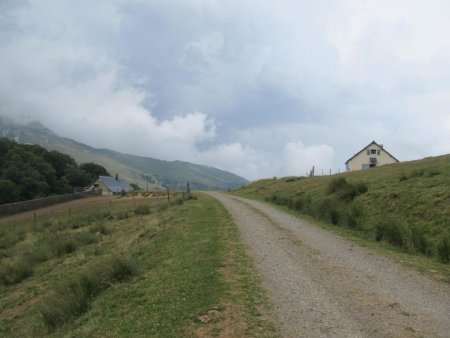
[206,192,450,338]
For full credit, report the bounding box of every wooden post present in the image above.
[167,187,170,203]
[33,212,37,227]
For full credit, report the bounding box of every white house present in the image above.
[345,141,399,171]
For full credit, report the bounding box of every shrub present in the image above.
[0,259,33,286]
[135,205,151,215]
[437,232,450,263]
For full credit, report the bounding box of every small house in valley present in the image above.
[345,141,399,171]
[95,175,132,195]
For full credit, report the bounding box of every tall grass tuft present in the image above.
[0,259,33,286]
[89,223,111,235]
[437,232,450,263]
[135,205,151,215]
[40,254,137,330]
[374,218,407,249]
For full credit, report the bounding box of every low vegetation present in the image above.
[0,193,278,336]
[234,155,450,267]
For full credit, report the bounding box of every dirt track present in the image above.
[207,192,450,338]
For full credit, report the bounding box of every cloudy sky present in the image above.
[1,0,449,180]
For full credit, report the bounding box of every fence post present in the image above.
[167,188,170,203]
[33,212,37,227]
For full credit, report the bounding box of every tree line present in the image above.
[0,137,109,204]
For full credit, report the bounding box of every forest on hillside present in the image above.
[0,138,109,204]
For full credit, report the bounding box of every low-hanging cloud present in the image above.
[0,0,449,180]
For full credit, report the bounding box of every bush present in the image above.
[135,205,151,215]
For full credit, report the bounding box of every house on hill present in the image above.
[94,175,132,195]
[345,141,399,171]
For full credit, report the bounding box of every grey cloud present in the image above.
[0,0,449,179]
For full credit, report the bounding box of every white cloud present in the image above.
[283,141,335,176]
[0,0,449,181]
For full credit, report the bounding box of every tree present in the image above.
[64,165,91,188]
[0,179,18,204]
[79,163,109,182]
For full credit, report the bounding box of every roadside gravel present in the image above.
[206,192,450,338]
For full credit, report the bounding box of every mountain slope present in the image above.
[0,117,248,190]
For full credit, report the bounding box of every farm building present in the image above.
[345,141,399,171]
[94,175,132,195]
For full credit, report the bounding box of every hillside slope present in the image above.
[0,118,248,190]
[235,155,450,262]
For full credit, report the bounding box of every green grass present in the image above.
[233,154,450,279]
[0,194,279,337]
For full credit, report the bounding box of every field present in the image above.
[0,194,278,337]
[233,154,450,278]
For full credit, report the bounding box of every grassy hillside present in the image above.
[0,117,248,190]
[234,155,450,265]
[0,194,278,337]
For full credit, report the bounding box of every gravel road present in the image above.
[206,192,450,338]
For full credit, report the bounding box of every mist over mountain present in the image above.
[0,117,248,191]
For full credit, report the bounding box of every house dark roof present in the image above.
[345,141,399,164]
[99,175,132,193]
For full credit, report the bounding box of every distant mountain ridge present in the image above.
[0,117,248,190]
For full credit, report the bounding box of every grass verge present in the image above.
[0,194,280,337]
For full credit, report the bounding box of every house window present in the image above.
[367,149,370,155]
[377,149,380,155]
[370,157,377,164]
[362,164,370,169]
[370,149,376,154]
